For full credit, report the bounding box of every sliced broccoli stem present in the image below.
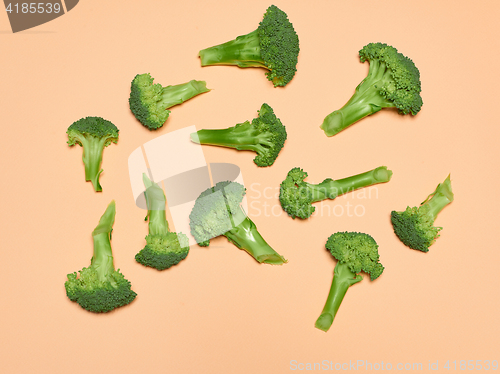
[191,125,273,150]
[90,202,116,282]
[199,29,267,68]
[81,136,107,192]
[422,175,454,219]
[223,206,286,265]
[161,80,210,109]
[308,166,393,203]
[315,262,362,332]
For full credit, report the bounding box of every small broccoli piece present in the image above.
[67,116,119,192]
[316,232,384,332]
[65,201,137,313]
[190,103,287,167]
[135,174,190,270]
[279,166,393,219]
[321,42,423,137]
[189,181,286,264]
[391,175,454,252]
[198,5,299,87]
[129,73,210,130]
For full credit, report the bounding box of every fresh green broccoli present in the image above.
[321,42,423,137]
[129,73,210,130]
[189,181,286,265]
[391,175,454,252]
[190,103,287,167]
[67,116,119,192]
[135,174,190,270]
[279,166,393,219]
[65,201,137,313]
[316,232,384,332]
[198,5,299,87]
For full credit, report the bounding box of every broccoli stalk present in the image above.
[190,103,287,167]
[391,175,454,252]
[67,116,119,192]
[129,73,210,130]
[315,232,384,332]
[135,174,190,270]
[321,43,423,137]
[199,5,299,87]
[279,166,393,219]
[65,201,137,313]
[189,181,286,265]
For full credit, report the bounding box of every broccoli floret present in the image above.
[190,103,287,167]
[129,73,210,130]
[315,232,384,332]
[321,42,423,136]
[198,5,299,87]
[279,166,393,219]
[391,175,454,252]
[135,174,190,270]
[67,116,119,192]
[189,181,286,264]
[65,201,137,313]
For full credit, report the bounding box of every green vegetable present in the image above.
[65,201,137,313]
[316,232,384,332]
[279,166,393,219]
[198,5,299,87]
[391,175,454,252]
[129,73,210,130]
[67,116,119,192]
[189,181,286,265]
[321,42,422,137]
[190,103,287,167]
[135,174,190,270]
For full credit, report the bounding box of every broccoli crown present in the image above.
[189,181,246,245]
[67,116,119,146]
[257,5,299,87]
[359,42,422,115]
[129,73,171,130]
[326,232,384,281]
[279,167,316,219]
[65,267,137,313]
[135,232,190,270]
[390,205,440,252]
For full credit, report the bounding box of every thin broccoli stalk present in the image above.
[321,60,396,136]
[161,80,210,108]
[143,177,169,235]
[79,136,108,192]
[315,262,362,332]
[192,125,273,152]
[224,205,286,265]
[308,166,393,202]
[420,175,454,220]
[199,30,266,68]
[91,203,116,282]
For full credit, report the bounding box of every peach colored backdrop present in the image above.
[1,1,499,373]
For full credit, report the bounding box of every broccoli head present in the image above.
[129,73,210,130]
[279,166,393,219]
[135,174,190,270]
[391,175,454,252]
[321,42,423,136]
[67,116,119,192]
[190,103,287,167]
[198,5,299,87]
[189,181,286,264]
[65,201,137,313]
[315,232,384,332]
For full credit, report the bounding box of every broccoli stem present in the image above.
[91,202,116,282]
[143,177,170,235]
[191,126,272,152]
[81,136,107,192]
[307,166,393,203]
[315,262,362,332]
[422,175,454,219]
[199,30,267,68]
[161,80,210,109]
[223,206,286,265]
